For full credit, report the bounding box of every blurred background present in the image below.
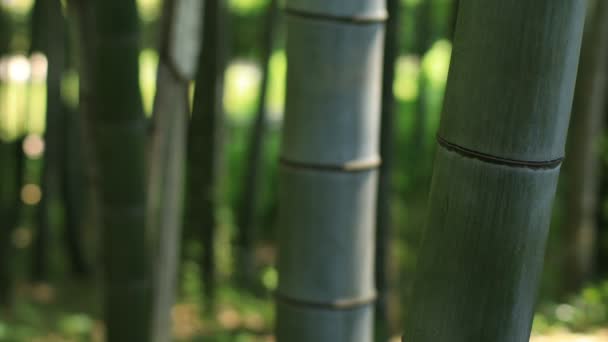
[0,0,607,341]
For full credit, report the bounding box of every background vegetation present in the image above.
[0,0,606,340]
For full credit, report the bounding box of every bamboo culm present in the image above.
[66,0,102,270]
[148,0,202,340]
[403,1,586,341]
[561,0,608,295]
[235,0,278,290]
[374,0,399,340]
[186,0,225,307]
[276,1,386,341]
[31,0,65,281]
[91,0,151,340]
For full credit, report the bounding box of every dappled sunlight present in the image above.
[421,39,452,85]
[23,133,44,158]
[136,0,160,22]
[267,50,286,121]
[0,54,30,83]
[139,48,159,115]
[217,306,242,330]
[12,226,32,249]
[394,55,421,101]
[229,0,269,14]
[224,59,262,120]
[30,53,47,83]
[21,183,41,205]
[1,0,34,15]
[531,330,608,342]
[171,303,204,339]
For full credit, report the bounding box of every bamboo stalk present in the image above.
[375,0,399,340]
[148,0,202,340]
[186,0,226,307]
[31,0,65,281]
[561,0,608,295]
[276,1,386,341]
[235,0,278,290]
[66,0,101,271]
[403,1,586,341]
[90,1,150,340]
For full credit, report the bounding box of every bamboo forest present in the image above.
[2,0,608,341]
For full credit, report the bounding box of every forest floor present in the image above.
[386,332,608,342]
[530,330,608,342]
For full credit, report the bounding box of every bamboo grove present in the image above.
[2,0,608,341]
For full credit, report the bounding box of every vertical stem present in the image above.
[66,0,102,271]
[31,0,65,281]
[374,0,399,340]
[276,1,386,341]
[91,1,150,340]
[403,1,586,341]
[235,0,278,290]
[61,104,89,277]
[186,0,225,307]
[415,0,431,56]
[148,0,202,339]
[561,0,608,295]
[448,0,460,41]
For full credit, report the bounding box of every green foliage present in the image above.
[534,282,608,333]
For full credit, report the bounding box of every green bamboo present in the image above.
[374,0,399,340]
[148,0,202,340]
[61,104,89,277]
[276,1,385,341]
[0,6,16,307]
[448,0,460,41]
[186,0,225,306]
[0,141,20,306]
[403,1,586,341]
[31,0,65,281]
[561,0,608,295]
[66,0,101,268]
[90,1,150,340]
[235,0,278,290]
[415,0,431,55]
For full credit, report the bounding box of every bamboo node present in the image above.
[275,292,377,311]
[436,135,563,170]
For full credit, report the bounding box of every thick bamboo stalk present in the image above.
[186,0,225,306]
[148,0,202,340]
[235,0,278,290]
[375,0,399,340]
[561,0,608,295]
[403,1,586,342]
[90,1,150,340]
[276,1,385,341]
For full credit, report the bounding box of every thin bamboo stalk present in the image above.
[375,0,399,340]
[235,0,278,290]
[66,0,101,270]
[148,0,202,340]
[186,0,225,306]
[31,0,65,281]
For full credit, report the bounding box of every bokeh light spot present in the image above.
[23,133,44,158]
[21,183,42,205]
